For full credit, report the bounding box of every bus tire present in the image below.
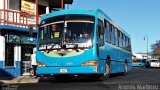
[103,58,111,78]
[123,62,128,75]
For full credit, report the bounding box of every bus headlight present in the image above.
[81,60,98,66]
[37,62,46,67]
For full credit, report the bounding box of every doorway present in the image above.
[38,4,46,15]
[21,44,35,75]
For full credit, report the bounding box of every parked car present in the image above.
[145,59,160,68]
[149,59,160,68]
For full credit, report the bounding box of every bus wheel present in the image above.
[54,75,69,82]
[103,61,111,78]
[123,62,128,75]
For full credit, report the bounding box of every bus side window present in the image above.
[111,26,115,45]
[115,28,118,47]
[118,30,122,48]
[39,27,44,40]
[120,32,123,48]
[125,37,128,50]
[128,39,131,51]
[97,19,104,46]
[104,19,110,43]
[122,34,126,49]
[126,37,131,51]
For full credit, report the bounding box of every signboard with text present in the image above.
[21,0,34,15]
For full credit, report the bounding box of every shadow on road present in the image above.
[38,75,105,83]
[37,73,127,84]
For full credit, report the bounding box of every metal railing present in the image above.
[0,9,41,29]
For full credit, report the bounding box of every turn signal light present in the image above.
[81,60,98,66]
[37,62,46,67]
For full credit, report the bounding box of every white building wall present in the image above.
[133,53,152,59]
[0,0,4,9]
[18,46,21,62]
[0,36,5,61]
[14,46,21,62]
[133,54,143,59]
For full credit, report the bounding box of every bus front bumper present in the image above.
[37,66,100,75]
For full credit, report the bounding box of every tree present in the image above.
[151,40,160,58]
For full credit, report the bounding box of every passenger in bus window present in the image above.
[65,36,71,43]
[78,32,90,43]
[83,32,90,39]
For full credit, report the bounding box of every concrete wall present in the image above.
[0,0,4,9]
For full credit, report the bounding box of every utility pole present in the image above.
[144,35,148,59]
[61,0,64,9]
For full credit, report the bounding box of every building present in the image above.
[132,53,152,60]
[0,0,73,77]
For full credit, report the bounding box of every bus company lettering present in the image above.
[39,45,61,50]
[66,44,76,48]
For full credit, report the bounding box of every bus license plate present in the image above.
[60,69,67,73]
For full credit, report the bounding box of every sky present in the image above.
[68,0,160,53]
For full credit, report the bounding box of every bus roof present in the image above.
[40,9,130,38]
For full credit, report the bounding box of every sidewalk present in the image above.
[0,76,39,84]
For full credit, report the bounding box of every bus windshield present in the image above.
[38,15,95,50]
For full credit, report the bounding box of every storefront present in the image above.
[0,0,73,77]
[0,29,37,77]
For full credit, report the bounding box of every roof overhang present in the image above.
[49,0,73,8]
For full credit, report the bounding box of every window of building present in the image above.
[5,43,15,66]
[38,4,46,15]
[8,0,20,10]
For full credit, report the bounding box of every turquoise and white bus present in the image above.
[132,59,145,67]
[36,9,132,81]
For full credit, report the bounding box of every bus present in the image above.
[36,9,132,81]
[132,59,146,67]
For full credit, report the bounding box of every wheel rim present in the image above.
[125,63,128,72]
[104,63,110,76]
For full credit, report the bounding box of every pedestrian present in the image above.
[30,48,37,78]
